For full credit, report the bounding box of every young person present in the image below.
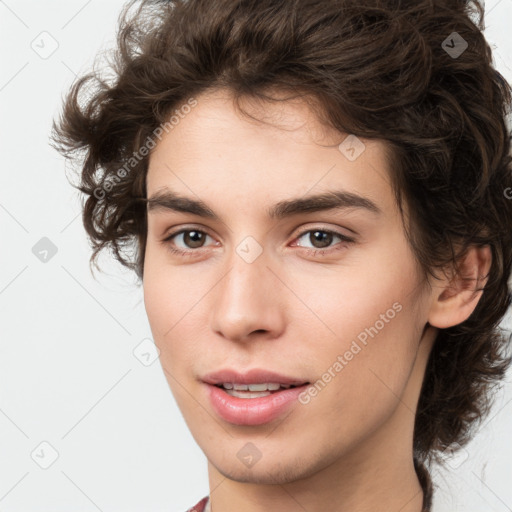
[51,0,512,510]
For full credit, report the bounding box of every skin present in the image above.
[142,87,491,512]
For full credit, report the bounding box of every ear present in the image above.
[428,245,492,329]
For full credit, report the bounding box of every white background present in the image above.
[0,1,511,511]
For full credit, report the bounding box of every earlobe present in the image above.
[427,245,492,329]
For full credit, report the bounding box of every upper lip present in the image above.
[201,368,309,386]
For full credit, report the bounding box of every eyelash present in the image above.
[160,226,355,258]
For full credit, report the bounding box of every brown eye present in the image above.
[181,230,207,249]
[308,230,334,249]
[294,228,354,251]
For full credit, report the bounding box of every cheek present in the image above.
[288,242,418,350]
[297,242,424,405]
[143,249,212,376]
[143,244,198,332]
[143,252,187,364]
[298,299,423,448]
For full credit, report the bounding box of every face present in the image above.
[143,88,434,485]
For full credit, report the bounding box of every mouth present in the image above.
[201,369,311,425]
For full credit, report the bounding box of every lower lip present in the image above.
[205,383,309,426]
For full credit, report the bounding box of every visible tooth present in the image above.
[226,389,272,398]
[248,383,268,391]
[222,382,294,391]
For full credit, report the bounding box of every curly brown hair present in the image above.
[50,0,512,509]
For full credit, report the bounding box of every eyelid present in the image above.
[162,223,215,240]
[290,223,356,241]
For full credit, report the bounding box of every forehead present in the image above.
[146,87,397,219]
[153,87,353,156]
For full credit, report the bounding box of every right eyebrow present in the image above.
[146,189,217,218]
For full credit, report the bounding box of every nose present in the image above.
[209,243,286,343]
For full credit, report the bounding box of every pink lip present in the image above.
[205,383,309,425]
[201,368,308,386]
[201,368,310,426]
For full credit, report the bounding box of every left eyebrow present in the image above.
[268,190,381,219]
[145,188,381,219]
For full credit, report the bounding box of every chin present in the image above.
[207,446,324,485]
[215,463,307,485]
